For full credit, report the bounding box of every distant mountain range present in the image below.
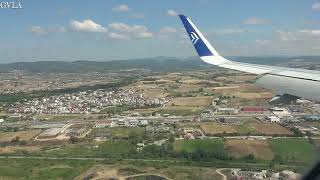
[0,56,319,73]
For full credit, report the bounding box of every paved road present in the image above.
[216,168,227,180]
[2,112,315,126]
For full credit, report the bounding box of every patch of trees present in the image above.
[140,143,231,162]
[290,127,304,137]
[0,136,27,147]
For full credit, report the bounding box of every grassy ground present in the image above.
[91,127,145,139]
[250,123,293,135]
[0,130,42,141]
[36,114,84,121]
[160,106,203,116]
[169,96,213,106]
[76,162,222,180]
[174,139,224,153]
[41,141,136,158]
[0,158,93,180]
[225,139,274,160]
[200,123,237,135]
[234,121,259,135]
[127,108,161,116]
[269,139,318,163]
[0,111,7,116]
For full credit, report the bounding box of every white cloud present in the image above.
[129,13,145,19]
[136,32,153,38]
[30,26,45,35]
[277,29,320,41]
[108,22,153,39]
[159,26,177,34]
[70,19,107,33]
[243,17,268,25]
[108,32,128,40]
[210,28,247,35]
[108,22,131,32]
[167,9,178,16]
[312,2,320,10]
[112,4,129,12]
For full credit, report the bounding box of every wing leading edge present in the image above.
[178,14,320,101]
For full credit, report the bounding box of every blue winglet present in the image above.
[178,14,214,57]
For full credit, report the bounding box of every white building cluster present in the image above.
[9,89,169,114]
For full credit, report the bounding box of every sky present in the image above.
[1,0,320,62]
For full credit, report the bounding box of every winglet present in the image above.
[179,14,230,65]
[178,14,219,57]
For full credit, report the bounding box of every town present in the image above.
[1,65,320,179]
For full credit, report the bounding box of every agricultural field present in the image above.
[0,145,41,154]
[215,75,257,83]
[160,106,203,116]
[181,119,279,136]
[200,123,237,135]
[0,158,93,180]
[91,127,145,139]
[212,84,274,99]
[180,119,294,136]
[234,92,274,99]
[142,87,169,98]
[0,130,42,142]
[250,123,293,135]
[174,84,202,93]
[76,163,222,180]
[198,119,261,135]
[233,120,259,134]
[169,96,213,107]
[0,111,7,116]
[269,139,318,163]
[128,107,161,116]
[173,139,224,153]
[42,141,136,158]
[225,139,274,160]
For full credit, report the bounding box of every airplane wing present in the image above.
[178,14,320,102]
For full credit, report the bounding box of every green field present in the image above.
[91,127,145,139]
[233,120,259,135]
[0,158,93,180]
[269,139,318,163]
[0,111,7,116]
[42,141,136,158]
[174,139,224,153]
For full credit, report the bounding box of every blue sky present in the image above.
[1,0,320,62]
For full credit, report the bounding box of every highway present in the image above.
[1,112,314,126]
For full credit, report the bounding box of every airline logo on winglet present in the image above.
[190,32,199,44]
[179,14,214,57]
